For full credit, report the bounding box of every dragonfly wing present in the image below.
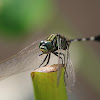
[64,49,76,92]
[57,35,63,85]
[0,37,47,79]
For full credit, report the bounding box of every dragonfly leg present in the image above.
[39,53,43,56]
[38,54,48,68]
[59,52,65,64]
[52,51,63,64]
[43,53,51,67]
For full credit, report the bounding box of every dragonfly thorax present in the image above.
[39,40,53,54]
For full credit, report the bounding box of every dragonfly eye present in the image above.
[39,41,53,53]
[44,41,53,50]
[39,41,44,48]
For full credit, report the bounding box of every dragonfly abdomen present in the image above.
[69,35,100,42]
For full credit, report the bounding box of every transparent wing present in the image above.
[57,35,63,85]
[64,49,76,92]
[0,37,47,80]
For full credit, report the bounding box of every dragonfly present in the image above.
[0,34,100,90]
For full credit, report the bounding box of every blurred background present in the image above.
[0,0,100,100]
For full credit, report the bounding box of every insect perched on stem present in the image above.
[0,33,100,90]
[38,34,100,90]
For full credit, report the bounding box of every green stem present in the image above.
[31,64,68,100]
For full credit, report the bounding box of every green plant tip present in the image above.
[31,64,68,100]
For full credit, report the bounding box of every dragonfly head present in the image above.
[39,40,53,53]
